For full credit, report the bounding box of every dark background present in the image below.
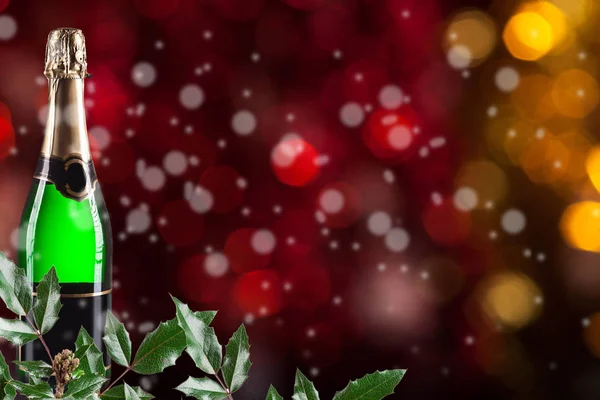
[1,0,600,398]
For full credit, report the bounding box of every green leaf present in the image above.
[0,353,11,382]
[292,369,320,400]
[13,360,53,378]
[2,384,15,400]
[0,252,32,316]
[222,325,251,393]
[332,369,406,400]
[74,327,105,377]
[123,383,142,400]
[265,385,283,400]
[32,266,62,334]
[0,353,14,400]
[100,384,154,400]
[102,311,132,367]
[171,296,221,375]
[63,374,107,399]
[0,318,37,345]
[8,380,53,399]
[175,377,228,400]
[131,318,186,375]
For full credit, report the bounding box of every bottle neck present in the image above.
[41,78,91,162]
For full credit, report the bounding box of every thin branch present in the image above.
[99,366,132,395]
[23,314,53,364]
[214,371,234,400]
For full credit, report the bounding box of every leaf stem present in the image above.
[23,314,53,364]
[214,369,234,400]
[99,366,131,396]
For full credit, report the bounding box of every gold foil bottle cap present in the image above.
[44,28,89,79]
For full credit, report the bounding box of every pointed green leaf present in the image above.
[75,326,94,348]
[123,382,142,400]
[75,327,105,377]
[332,369,405,400]
[32,266,62,334]
[0,353,11,382]
[175,377,228,400]
[2,384,15,400]
[0,353,14,400]
[172,296,221,375]
[100,384,154,400]
[13,360,53,378]
[131,318,186,375]
[103,312,132,367]
[0,318,37,345]
[8,380,53,399]
[63,374,107,399]
[0,252,32,316]
[265,385,283,400]
[222,324,251,393]
[292,369,320,400]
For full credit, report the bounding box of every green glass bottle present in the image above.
[17,28,112,371]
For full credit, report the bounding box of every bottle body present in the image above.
[17,76,112,373]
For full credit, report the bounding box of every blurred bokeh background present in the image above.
[2,0,600,398]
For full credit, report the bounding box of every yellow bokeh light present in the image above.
[560,201,600,252]
[519,2,568,51]
[445,10,497,67]
[585,147,600,192]
[479,272,542,330]
[583,313,600,358]
[503,11,554,60]
[552,69,599,118]
[455,160,508,204]
[511,74,556,121]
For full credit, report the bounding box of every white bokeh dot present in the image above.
[126,207,152,234]
[163,151,188,176]
[367,211,392,236]
[501,209,526,234]
[204,252,229,277]
[378,85,403,109]
[141,166,166,191]
[0,15,17,41]
[447,45,472,69]
[179,84,205,110]
[339,102,365,127]
[319,189,345,214]
[453,187,478,212]
[187,185,214,214]
[89,126,111,151]
[388,125,412,150]
[131,62,157,88]
[231,110,257,136]
[385,228,410,252]
[495,67,520,93]
[251,229,276,255]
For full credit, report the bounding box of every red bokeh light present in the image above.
[178,254,231,305]
[362,108,420,161]
[423,200,472,246]
[0,0,8,13]
[225,228,273,274]
[233,269,283,317]
[271,138,320,187]
[317,181,363,228]
[199,166,244,213]
[157,200,204,247]
[0,118,15,159]
[0,102,10,122]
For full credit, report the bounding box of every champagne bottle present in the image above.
[17,28,112,373]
